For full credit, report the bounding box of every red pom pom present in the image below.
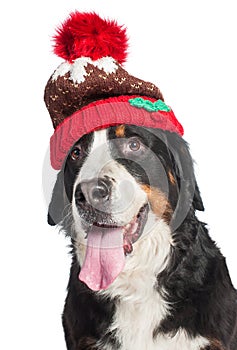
[53,12,128,64]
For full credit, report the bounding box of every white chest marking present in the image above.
[101,329,209,350]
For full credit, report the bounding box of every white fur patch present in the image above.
[154,331,209,350]
[100,332,209,350]
[52,56,118,83]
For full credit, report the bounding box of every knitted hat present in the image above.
[44,11,184,170]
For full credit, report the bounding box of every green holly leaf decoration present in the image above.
[129,97,171,112]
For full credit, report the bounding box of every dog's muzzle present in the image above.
[74,177,115,224]
[75,176,149,291]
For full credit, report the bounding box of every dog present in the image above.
[48,124,237,350]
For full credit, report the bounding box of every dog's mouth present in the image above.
[92,204,148,255]
[78,204,149,291]
[123,204,148,254]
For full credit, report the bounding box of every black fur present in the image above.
[158,214,237,349]
[48,126,237,349]
[62,255,120,350]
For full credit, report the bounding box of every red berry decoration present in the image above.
[53,11,128,64]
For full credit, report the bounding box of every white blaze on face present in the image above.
[73,129,147,226]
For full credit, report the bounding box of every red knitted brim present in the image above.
[50,95,184,170]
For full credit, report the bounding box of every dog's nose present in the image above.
[75,178,112,208]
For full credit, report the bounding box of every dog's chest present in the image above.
[97,223,209,350]
[108,291,167,350]
[101,298,209,350]
[99,272,208,350]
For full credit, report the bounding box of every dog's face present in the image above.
[48,125,204,291]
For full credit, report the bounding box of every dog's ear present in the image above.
[193,182,204,211]
[48,170,67,226]
[166,132,204,212]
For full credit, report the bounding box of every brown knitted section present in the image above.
[44,62,164,129]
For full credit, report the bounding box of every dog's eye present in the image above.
[128,139,141,152]
[70,147,81,161]
[111,136,146,158]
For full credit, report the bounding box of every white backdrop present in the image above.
[0,1,236,349]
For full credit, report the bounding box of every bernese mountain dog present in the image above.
[48,124,237,350]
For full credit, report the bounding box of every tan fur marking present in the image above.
[209,339,225,350]
[141,184,173,222]
[202,339,225,350]
[115,124,125,138]
[168,170,176,185]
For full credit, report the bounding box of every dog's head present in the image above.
[48,125,204,291]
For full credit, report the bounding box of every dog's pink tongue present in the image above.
[79,226,125,291]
